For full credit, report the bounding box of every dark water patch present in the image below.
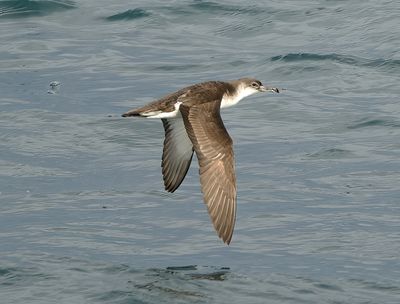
[189,1,260,15]
[189,271,228,281]
[167,1,263,16]
[294,288,316,294]
[164,266,230,281]
[347,117,400,129]
[0,267,20,286]
[270,53,400,72]
[0,267,17,276]
[150,63,205,72]
[96,290,148,303]
[314,282,343,291]
[105,8,150,21]
[166,265,197,271]
[0,266,56,287]
[150,265,230,278]
[0,0,75,18]
[307,148,355,159]
[127,266,231,302]
[134,266,231,289]
[133,282,204,298]
[348,278,400,292]
[190,1,238,12]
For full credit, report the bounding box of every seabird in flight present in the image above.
[122,78,279,244]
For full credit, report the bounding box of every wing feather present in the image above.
[180,101,237,244]
[161,118,194,192]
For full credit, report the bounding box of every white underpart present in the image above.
[144,101,182,118]
[144,84,258,118]
[221,85,258,108]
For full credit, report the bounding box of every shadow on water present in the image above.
[125,265,230,302]
[0,261,230,303]
[0,0,76,18]
[3,259,400,304]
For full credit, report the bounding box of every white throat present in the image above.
[220,84,258,108]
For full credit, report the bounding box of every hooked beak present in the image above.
[259,86,280,93]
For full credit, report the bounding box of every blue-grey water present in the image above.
[1,0,400,303]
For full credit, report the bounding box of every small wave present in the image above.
[0,266,17,276]
[166,265,197,271]
[314,282,343,292]
[0,0,75,18]
[189,1,233,12]
[0,266,56,286]
[347,117,400,129]
[168,1,262,16]
[105,8,150,21]
[189,1,260,15]
[270,53,400,72]
[307,148,354,159]
[214,21,266,37]
[166,265,230,281]
[348,278,400,292]
[151,64,204,72]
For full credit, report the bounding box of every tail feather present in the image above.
[122,110,141,117]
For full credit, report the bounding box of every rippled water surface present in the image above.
[1,0,400,303]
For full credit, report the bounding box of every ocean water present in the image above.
[1,0,400,303]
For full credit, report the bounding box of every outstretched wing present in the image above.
[180,101,236,244]
[161,118,194,192]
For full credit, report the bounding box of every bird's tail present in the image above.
[121,109,141,117]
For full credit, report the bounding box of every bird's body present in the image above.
[122,78,279,244]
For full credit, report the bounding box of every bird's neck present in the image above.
[221,84,256,108]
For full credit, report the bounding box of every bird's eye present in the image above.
[251,82,258,88]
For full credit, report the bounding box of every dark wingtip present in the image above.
[221,233,233,245]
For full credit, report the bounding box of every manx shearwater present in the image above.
[122,78,279,244]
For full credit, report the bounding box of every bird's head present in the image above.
[222,78,280,108]
[239,78,280,95]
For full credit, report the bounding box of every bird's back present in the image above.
[124,81,235,116]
